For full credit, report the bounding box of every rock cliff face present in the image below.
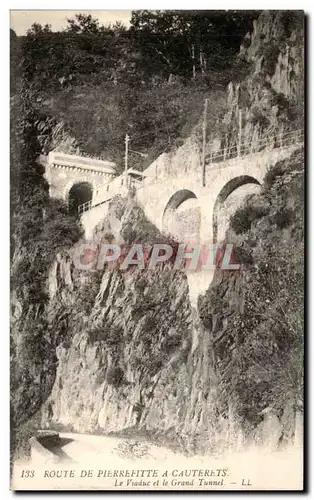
[208,11,304,156]
[42,200,217,453]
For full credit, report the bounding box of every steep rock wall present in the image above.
[42,200,220,453]
[209,11,304,155]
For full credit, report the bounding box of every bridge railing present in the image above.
[205,128,303,168]
[78,185,128,215]
[78,200,93,215]
[78,175,141,215]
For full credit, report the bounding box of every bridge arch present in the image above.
[212,175,261,243]
[162,189,201,243]
[68,181,93,216]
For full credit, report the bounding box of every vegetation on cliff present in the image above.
[11,11,303,172]
[10,89,82,460]
[11,11,258,171]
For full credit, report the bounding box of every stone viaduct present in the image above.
[44,130,303,245]
[44,130,303,302]
[134,139,300,245]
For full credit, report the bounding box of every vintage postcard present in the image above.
[10,9,304,491]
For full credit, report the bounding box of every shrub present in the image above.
[230,204,267,234]
[262,42,280,76]
[105,326,123,348]
[233,246,253,265]
[272,208,293,229]
[263,162,285,188]
[249,107,270,129]
[162,332,182,352]
[87,327,104,344]
[106,366,124,388]
[76,272,103,314]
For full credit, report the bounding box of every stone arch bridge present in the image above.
[77,129,303,243]
[44,130,303,302]
[43,131,303,244]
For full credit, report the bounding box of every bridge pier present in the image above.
[186,270,215,308]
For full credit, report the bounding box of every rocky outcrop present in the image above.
[208,11,304,157]
[41,199,216,453]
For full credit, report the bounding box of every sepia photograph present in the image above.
[10,8,304,491]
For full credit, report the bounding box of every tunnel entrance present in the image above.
[68,182,93,217]
[163,189,201,243]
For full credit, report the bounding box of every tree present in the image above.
[130,10,259,81]
[10,28,17,40]
[66,14,105,34]
[26,22,52,36]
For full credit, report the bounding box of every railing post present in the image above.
[202,98,208,187]
[237,108,242,157]
[279,131,283,148]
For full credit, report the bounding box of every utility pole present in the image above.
[202,98,208,187]
[124,133,129,187]
[191,44,196,80]
[238,108,242,157]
